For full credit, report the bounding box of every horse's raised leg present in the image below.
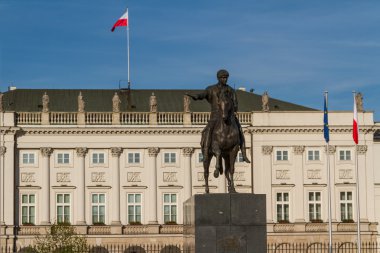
[203,153,212,193]
[213,148,222,178]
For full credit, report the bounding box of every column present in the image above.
[357,145,369,221]
[147,147,159,224]
[293,146,305,222]
[3,134,15,236]
[182,148,194,200]
[0,146,6,226]
[326,145,337,222]
[261,146,273,222]
[111,147,123,225]
[75,147,87,225]
[40,147,53,225]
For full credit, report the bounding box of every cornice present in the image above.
[12,125,378,135]
[17,127,204,135]
[0,127,20,135]
[249,127,376,134]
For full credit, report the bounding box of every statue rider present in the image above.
[187,69,250,164]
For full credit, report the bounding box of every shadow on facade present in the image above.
[18,247,37,253]
[160,245,181,253]
[124,246,146,253]
[89,246,109,253]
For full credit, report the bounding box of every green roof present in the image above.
[2,89,316,112]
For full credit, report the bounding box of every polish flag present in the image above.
[353,94,359,144]
[111,10,128,32]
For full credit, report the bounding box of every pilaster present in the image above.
[293,146,305,222]
[0,146,6,226]
[357,145,368,221]
[40,147,53,225]
[148,147,159,224]
[75,147,88,225]
[111,147,123,227]
[261,145,273,222]
[182,148,194,200]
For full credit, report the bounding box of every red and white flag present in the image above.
[353,94,359,144]
[111,10,128,32]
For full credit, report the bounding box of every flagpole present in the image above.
[353,91,362,253]
[324,91,333,253]
[126,8,130,88]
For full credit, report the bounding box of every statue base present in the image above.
[183,193,267,253]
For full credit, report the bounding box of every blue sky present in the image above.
[1,0,379,120]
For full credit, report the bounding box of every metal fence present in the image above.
[1,242,380,253]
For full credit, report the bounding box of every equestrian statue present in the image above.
[187,69,250,193]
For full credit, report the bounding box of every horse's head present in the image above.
[218,90,233,123]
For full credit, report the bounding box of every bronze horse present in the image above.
[202,90,240,193]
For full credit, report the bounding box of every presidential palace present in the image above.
[0,87,379,249]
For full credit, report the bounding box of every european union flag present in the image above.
[324,95,330,143]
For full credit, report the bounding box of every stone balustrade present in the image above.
[50,112,77,125]
[121,112,150,125]
[16,222,373,237]
[14,111,253,126]
[17,112,42,125]
[88,225,111,235]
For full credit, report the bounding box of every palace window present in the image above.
[308,150,320,161]
[164,153,176,164]
[127,193,142,223]
[92,153,105,164]
[91,193,106,224]
[56,194,71,223]
[57,153,70,164]
[128,153,141,164]
[198,153,204,163]
[236,152,244,163]
[276,192,289,222]
[308,192,322,221]
[339,150,351,161]
[21,194,35,224]
[22,153,35,164]
[276,150,288,161]
[163,193,177,223]
[340,191,353,221]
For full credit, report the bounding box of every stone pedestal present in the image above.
[184,193,266,253]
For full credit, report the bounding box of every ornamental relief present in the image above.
[181,147,194,157]
[324,145,336,154]
[307,170,321,179]
[233,172,245,181]
[21,173,36,182]
[339,169,353,179]
[163,172,177,182]
[148,147,160,157]
[293,146,305,155]
[0,146,6,155]
[91,172,106,182]
[127,172,141,182]
[276,170,290,180]
[56,173,71,182]
[197,172,211,182]
[262,146,273,155]
[356,145,367,154]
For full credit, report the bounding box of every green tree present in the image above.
[33,223,88,253]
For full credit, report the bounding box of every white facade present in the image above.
[0,100,379,247]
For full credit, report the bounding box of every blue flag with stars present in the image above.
[324,94,330,143]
